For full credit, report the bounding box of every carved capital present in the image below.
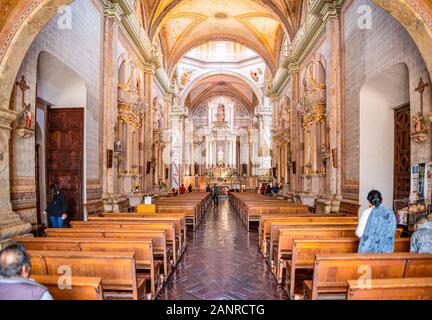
[0,108,18,131]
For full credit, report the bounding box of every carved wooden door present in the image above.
[47,108,84,220]
[394,105,411,200]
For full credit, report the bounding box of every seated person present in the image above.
[0,243,53,300]
[410,215,432,254]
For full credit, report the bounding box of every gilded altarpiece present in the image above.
[298,60,329,194]
[116,60,147,194]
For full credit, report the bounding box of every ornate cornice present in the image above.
[270,0,343,95]
[106,0,173,95]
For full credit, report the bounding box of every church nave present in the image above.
[158,200,287,300]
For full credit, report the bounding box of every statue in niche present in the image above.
[153,97,163,129]
[217,103,226,122]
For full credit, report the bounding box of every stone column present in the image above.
[290,70,301,191]
[205,139,210,168]
[0,108,32,248]
[101,4,120,198]
[143,63,155,192]
[326,13,343,198]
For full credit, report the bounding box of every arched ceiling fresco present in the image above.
[138,0,306,76]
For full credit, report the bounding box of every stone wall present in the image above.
[341,0,431,199]
[11,0,103,222]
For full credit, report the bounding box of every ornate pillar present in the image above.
[0,108,32,247]
[143,63,155,192]
[326,11,343,198]
[102,2,121,197]
[290,70,301,191]
[170,101,186,189]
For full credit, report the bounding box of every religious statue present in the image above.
[217,103,226,122]
[181,69,194,86]
[153,97,163,129]
[412,111,427,134]
[23,103,32,129]
[15,75,34,136]
[250,68,262,82]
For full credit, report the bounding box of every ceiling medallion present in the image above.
[213,12,231,20]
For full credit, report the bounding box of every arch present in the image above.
[180,70,263,107]
[0,0,75,110]
[359,62,410,212]
[370,0,432,78]
[190,89,253,114]
[167,35,276,78]
[2,0,432,114]
[149,0,294,42]
[37,51,87,107]
[34,49,87,218]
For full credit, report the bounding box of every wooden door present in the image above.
[394,105,411,200]
[35,143,41,227]
[46,108,84,220]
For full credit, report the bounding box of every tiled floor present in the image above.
[157,199,288,300]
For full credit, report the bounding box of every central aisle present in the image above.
[158,199,288,300]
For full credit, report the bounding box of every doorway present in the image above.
[46,107,84,220]
[359,63,410,212]
[393,105,411,200]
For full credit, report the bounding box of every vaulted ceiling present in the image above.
[183,73,260,113]
[138,0,305,77]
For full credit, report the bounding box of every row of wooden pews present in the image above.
[229,192,310,231]
[230,192,432,300]
[13,192,211,300]
[154,192,212,230]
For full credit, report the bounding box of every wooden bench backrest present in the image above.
[292,238,411,265]
[85,200,105,215]
[347,278,432,300]
[28,250,138,298]
[45,229,166,250]
[70,221,176,242]
[276,227,358,254]
[272,225,358,246]
[312,253,432,300]
[31,275,103,300]
[263,217,358,238]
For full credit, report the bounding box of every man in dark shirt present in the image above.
[0,244,52,300]
[188,184,193,193]
[47,184,66,228]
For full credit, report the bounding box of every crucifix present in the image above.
[416,77,429,114]
[15,75,32,129]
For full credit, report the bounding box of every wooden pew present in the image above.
[17,237,162,299]
[28,250,145,300]
[31,275,103,300]
[153,192,211,230]
[259,216,359,257]
[70,221,179,265]
[228,192,311,230]
[85,199,105,216]
[347,278,432,300]
[44,228,170,283]
[304,253,432,300]
[286,238,411,299]
[272,226,403,284]
[270,226,358,283]
[88,213,187,253]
